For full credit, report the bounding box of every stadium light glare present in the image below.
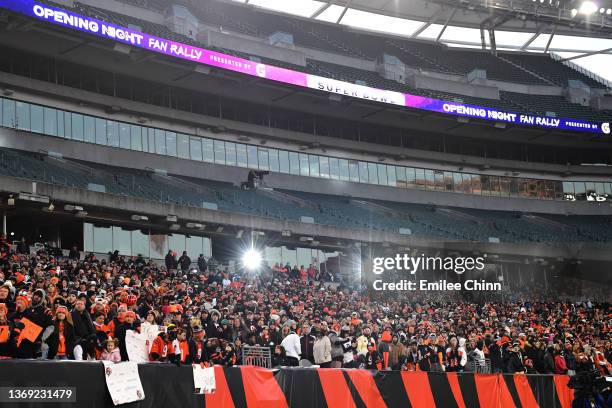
[578,1,597,15]
[242,248,262,270]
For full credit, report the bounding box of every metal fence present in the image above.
[242,345,272,368]
[465,358,492,374]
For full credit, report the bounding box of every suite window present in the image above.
[71,113,84,141]
[269,149,279,172]
[119,123,130,149]
[452,173,462,193]
[299,153,310,176]
[434,170,444,190]
[202,138,214,162]
[84,116,96,143]
[278,150,290,173]
[342,159,353,181]
[386,166,396,187]
[16,101,30,131]
[30,104,43,134]
[319,156,329,178]
[424,169,435,190]
[147,128,156,153]
[2,98,15,128]
[225,142,237,166]
[106,120,119,147]
[154,129,166,155]
[165,131,177,156]
[130,125,142,151]
[414,168,425,189]
[378,164,388,186]
[444,171,453,191]
[289,152,300,175]
[44,107,58,136]
[358,162,368,183]
[61,111,71,139]
[95,118,107,145]
[247,145,259,169]
[177,134,189,159]
[396,166,407,188]
[189,136,202,160]
[259,148,270,171]
[214,139,225,164]
[236,143,247,167]
[329,157,340,180]
[309,155,319,177]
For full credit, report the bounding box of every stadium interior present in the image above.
[0,0,610,404]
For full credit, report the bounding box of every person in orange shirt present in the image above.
[47,305,76,360]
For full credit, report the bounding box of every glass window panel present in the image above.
[279,150,290,173]
[247,145,259,169]
[265,246,282,266]
[358,162,368,183]
[469,175,480,195]
[367,163,377,184]
[481,176,491,196]
[62,111,71,139]
[149,234,168,259]
[189,136,202,160]
[83,116,96,143]
[319,156,329,178]
[329,157,340,180]
[377,164,388,185]
[16,101,30,131]
[0,98,3,125]
[165,131,177,156]
[386,165,396,187]
[186,236,203,260]
[509,178,519,197]
[299,153,310,176]
[154,129,166,155]
[405,167,416,189]
[130,125,142,151]
[434,170,444,190]
[120,123,131,149]
[112,227,131,256]
[202,237,212,258]
[349,160,359,182]
[259,148,270,171]
[30,105,43,133]
[131,229,150,258]
[93,225,113,253]
[443,171,453,191]
[490,176,501,196]
[414,168,425,189]
[499,177,510,197]
[574,182,586,200]
[452,173,462,193]
[269,149,279,172]
[202,138,214,162]
[605,183,611,195]
[106,120,119,147]
[585,181,595,194]
[2,98,15,128]
[297,248,312,268]
[424,169,435,190]
[214,139,225,164]
[225,142,237,165]
[177,133,189,158]
[396,166,407,188]
[44,107,57,136]
[146,128,155,153]
[56,109,64,138]
[236,143,247,167]
[142,127,149,152]
[289,152,300,175]
[339,159,349,181]
[168,233,186,255]
[595,182,605,195]
[83,223,94,252]
[71,113,84,141]
[95,118,107,145]
[309,155,319,177]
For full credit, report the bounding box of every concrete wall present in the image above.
[407,74,500,100]
[79,0,165,25]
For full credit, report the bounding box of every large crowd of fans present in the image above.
[0,234,609,378]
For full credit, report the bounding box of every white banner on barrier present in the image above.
[125,330,151,363]
[103,361,145,406]
[192,365,216,395]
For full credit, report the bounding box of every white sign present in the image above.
[192,365,216,395]
[306,75,405,106]
[103,361,145,406]
[125,330,151,363]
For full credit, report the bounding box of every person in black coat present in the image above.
[71,299,95,349]
[187,326,208,364]
[206,312,224,340]
[46,306,76,360]
[197,255,207,273]
[505,344,525,373]
[114,311,140,361]
[165,251,177,271]
[178,251,191,272]
[299,324,315,364]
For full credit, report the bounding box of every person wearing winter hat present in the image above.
[0,303,17,358]
[115,310,140,361]
[45,305,76,360]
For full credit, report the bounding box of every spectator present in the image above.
[46,305,76,360]
[280,328,301,366]
[313,328,332,368]
[165,250,177,271]
[299,323,315,365]
[100,338,121,363]
[179,251,191,272]
[197,254,207,273]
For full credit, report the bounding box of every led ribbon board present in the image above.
[1,0,610,135]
